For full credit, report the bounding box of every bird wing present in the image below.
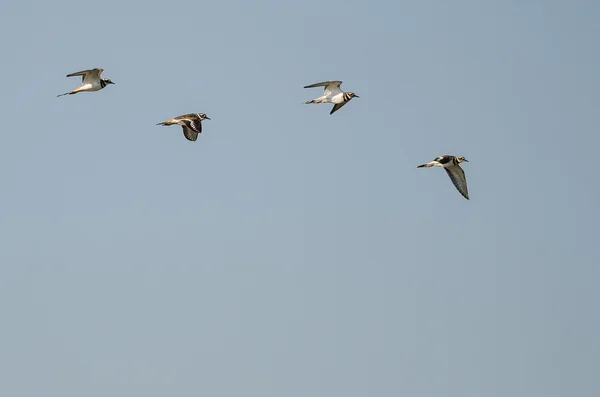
[304,80,343,96]
[66,68,103,83]
[435,155,453,165]
[181,118,201,141]
[444,165,469,199]
[173,113,198,121]
[182,126,199,142]
[330,101,349,115]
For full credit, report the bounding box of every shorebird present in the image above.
[156,113,211,142]
[417,155,470,200]
[57,68,114,97]
[303,80,359,115]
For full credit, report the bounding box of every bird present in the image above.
[303,80,359,115]
[417,155,470,200]
[156,113,211,142]
[57,68,114,97]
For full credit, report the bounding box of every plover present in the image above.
[303,80,359,115]
[156,113,211,142]
[417,155,470,200]
[57,68,114,97]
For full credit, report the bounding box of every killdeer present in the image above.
[417,155,470,200]
[57,68,114,97]
[156,113,211,142]
[303,80,359,115]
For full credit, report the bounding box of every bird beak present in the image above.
[355,95,360,98]
[205,117,211,120]
[110,81,115,84]
[464,159,469,162]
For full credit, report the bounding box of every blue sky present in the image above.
[1,1,599,396]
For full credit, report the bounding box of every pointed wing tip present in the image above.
[444,166,469,200]
[183,130,198,142]
[304,81,342,89]
[330,101,348,114]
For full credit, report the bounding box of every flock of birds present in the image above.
[57,67,471,200]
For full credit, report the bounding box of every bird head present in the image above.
[348,92,359,99]
[102,78,115,85]
[457,156,468,163]
[197,113,211,120]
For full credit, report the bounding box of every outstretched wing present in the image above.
[181,118,201,142]
[304,80,343,95]
[304,80,342,89]
[182,126,199,142]
[444,165,469,200]
[330,101,349,115]
[66,68,103,83]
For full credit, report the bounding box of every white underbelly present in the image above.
[92,83,103,91]
[84,82,101,91]
[330,93,345,103]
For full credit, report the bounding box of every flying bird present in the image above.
[156,113,211,142]
[417,155,470,200]
[57,68,114,97]
[303,80,359,115]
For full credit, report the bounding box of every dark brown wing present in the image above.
[173,113,198,120]
[444,165,469,200]
[66,68,103,83]
[182,126,199,142]
[304,80,342,89]
[330,101,349,115]
[181,119,201,142]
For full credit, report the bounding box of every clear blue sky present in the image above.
[1,1,599,396]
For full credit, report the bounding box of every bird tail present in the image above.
[156,120,174,126]
[305,96,327,104]
[417,162,435,168]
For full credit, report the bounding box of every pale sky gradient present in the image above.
[1,1,599,396]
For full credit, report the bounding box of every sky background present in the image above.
[1,1,599,396]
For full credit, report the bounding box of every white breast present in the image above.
[330,92,345,103]
[80,83,99,91]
